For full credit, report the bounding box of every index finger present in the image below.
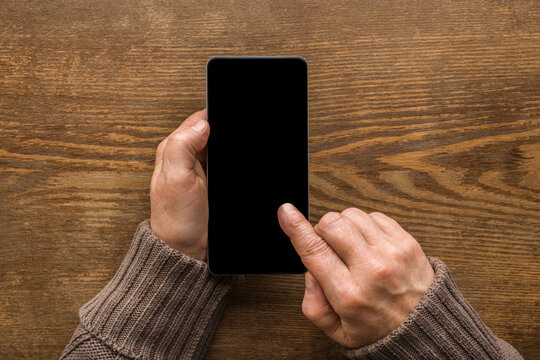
[277,203,350,293]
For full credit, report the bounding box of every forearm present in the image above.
[61,219,238,360]
[343,257,522,360]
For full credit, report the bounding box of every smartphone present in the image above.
[206,56,309,275]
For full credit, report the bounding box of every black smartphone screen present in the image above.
[206,56,308,274]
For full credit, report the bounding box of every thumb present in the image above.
[163,110,209,172]
[302,271,341,337]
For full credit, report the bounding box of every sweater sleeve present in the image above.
[60,219,239,360]
[342,257,523,360]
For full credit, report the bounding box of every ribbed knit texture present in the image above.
[61,221,522,359]
[61,219,239,360]
[342,257,523,360]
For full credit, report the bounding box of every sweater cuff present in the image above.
[79,219,238,360]
[343,257,503,359]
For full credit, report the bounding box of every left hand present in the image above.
[150,109,209,260]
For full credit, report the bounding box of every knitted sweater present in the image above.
[60,220,523,359]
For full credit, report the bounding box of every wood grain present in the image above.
[0,0,539,358]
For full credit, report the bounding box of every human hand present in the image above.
[277,204,435,348]
[150,109,209,260]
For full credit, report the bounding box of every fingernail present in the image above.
[281,203,297,214]
[305,272,317,295]
[191,119,206,132]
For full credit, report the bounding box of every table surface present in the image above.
[1,1,539,359]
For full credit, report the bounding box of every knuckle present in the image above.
[343,208,372,229]
[302,301,322,320]
[392,231,421,255]
[318,212,342,230]
[369,211,387,220]
[341,207,360,217]
[169,130,185,143]
[304,301,334,322]
[355,215,371,230]
[169,131,196,151]
[373,267,392,282]
[388,245,407,263]
[370,260,394,281]
[289,216,306,231]
[343,207,369,223]
[166,169,196,189]
[405,239,424,259]
[371,211,402,229]
[336,285,364,310]
[299,235,328,258]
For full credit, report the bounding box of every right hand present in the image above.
[277,203,435,348]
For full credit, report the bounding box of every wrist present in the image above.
[342,257,499,359]
[149,217,207,261]
[79,219,236,359]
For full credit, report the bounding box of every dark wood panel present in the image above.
[0,0,538,359]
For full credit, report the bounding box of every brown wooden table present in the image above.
[1,1,539,359]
